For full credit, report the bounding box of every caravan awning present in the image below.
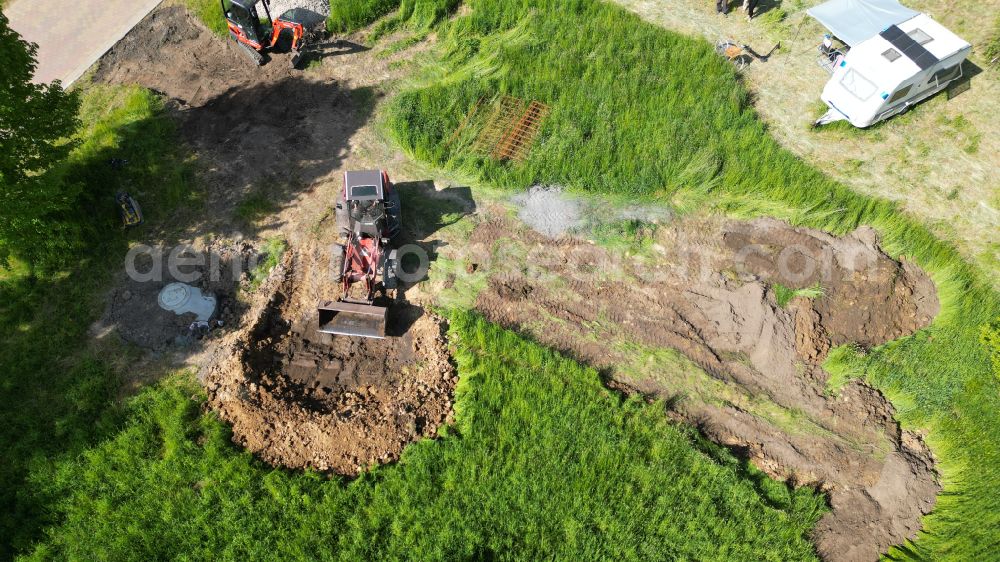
[807,0,920,46]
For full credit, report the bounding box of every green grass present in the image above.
[383,1,1000,559]
[982,317,1000,380]
[591,218,657,251]
[22,311,825,561]
[247,237,287,291]
[330,0,460,38]
[772,283,824,308]
[985,17,1000,68]
[0,83,195,557]
[185,0,229,36]
[756,7,789,36]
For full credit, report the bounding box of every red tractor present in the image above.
[222,0,307,67]
[317,170,402,339]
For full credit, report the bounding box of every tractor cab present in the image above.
[223,0,272,49]
[343,170,402,241]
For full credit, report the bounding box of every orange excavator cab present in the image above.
[222,0,306,67]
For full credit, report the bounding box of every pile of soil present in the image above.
[203,244,455,474]
[468,214,940,562]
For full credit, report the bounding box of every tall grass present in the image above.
[327,0,460,36]
[384,1,1000,558]
[327,0,400,32]
[23,312,825,560]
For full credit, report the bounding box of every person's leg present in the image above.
[717,0,729,14]
[748,0,759,18]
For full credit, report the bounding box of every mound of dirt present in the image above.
[203,245,455,474]
[468,214,940,562]
[722,219,939,350]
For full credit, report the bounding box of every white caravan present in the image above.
[809,0,971,128]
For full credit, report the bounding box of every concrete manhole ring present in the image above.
[158,282,192,311]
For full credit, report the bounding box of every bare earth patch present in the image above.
[464,212,939,561]
[93,5,459,473]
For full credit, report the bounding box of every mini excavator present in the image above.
[222,0,308,67]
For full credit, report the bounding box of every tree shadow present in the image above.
[176,77,377,238]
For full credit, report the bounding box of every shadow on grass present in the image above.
[390,180,475,336]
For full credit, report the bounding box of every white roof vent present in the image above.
[882,48,902,62]
[907,28,934,45]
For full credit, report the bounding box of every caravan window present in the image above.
[930,64,962,86]
[888,85,912,104]
[840,69,878,101]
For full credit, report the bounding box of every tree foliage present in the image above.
[0,12,80,269]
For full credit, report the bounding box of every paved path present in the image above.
[6,0,163,86]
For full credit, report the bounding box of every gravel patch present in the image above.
[511,185,584,238]
[268,0,329,28]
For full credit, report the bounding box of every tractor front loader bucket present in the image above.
[317,300,388,339]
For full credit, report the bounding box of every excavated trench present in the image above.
[203,244,455,474]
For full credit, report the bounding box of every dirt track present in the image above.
[465,213,939,561]
[94,5,945,560]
